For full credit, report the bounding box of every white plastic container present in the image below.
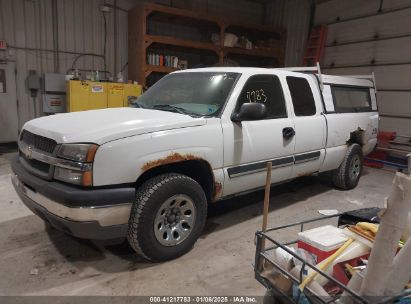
[224,33,238,47]
[298,225,348,262]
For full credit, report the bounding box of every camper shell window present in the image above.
[331,86,372,113]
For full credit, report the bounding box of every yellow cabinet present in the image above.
[108,83,125,108]
[67,80,142,112]
[67,81,91,112]
[88,82,107,110]
[124,83,143,107]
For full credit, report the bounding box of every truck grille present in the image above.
[19,130,57,180]
[20,130,57,154]
[20,153,50,174]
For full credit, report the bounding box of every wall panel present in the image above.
[325,7,411,46]
[377,91,411,117]
[266,0,311,66]
[315,0,380,25]
[323,36,411,66]
[380,117,411,137]
[0,0,129,131]
[383,0,411,9]
[318,0,411,136]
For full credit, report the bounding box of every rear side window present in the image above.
[287,77,316,116]
[237,75,287,119]
[331,86,372,113]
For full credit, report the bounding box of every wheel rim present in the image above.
[349,154,361,181]
[154,194,196,247]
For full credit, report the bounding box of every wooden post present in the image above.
[258,162,272,270]
[262,162,272,233]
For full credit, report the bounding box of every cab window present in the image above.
[287,76,316,116]
[236,75,287,119]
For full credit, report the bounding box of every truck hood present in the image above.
[23,108,207,144]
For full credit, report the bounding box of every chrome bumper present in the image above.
[12,174,132,227]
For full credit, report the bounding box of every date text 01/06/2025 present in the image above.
[149,296,258,303]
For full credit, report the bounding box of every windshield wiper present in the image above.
[153,104,190,115]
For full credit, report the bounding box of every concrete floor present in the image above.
[0,149,395,296]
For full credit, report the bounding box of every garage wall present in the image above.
[316,0,411,136]
[192,0,264,24]
[0,0,266,132]
[0,0,130,129]
[0,0,307,137]
[266,0,311,67]
[133,0,265,47]
[134,0,265,23]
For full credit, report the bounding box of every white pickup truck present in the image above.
[11,67,378,261]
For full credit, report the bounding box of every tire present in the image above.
[127,173,207,262]
[332,143,363,190]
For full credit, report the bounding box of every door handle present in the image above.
[282,127,295,139]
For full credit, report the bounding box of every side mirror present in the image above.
[231,102,267,122]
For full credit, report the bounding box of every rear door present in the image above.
[285,75,327,177]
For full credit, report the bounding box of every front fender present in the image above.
[92,121,223,189]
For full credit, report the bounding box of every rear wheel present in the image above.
[127,173,207,262]
[332,144,363,190]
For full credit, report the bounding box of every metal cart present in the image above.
[254,213,411,304]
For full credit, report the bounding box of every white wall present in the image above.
[316,0,411,136]
[0,0,130,130]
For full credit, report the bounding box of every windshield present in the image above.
[135,72,240,116]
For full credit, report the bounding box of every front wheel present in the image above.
[332,143,363,190]
[127,173,207,262]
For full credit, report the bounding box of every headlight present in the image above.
[54,167,93,186]
[54,144,98,186]
[57,144,98,162]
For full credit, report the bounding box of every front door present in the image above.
[222,74,295,196]
[0,62,19,143]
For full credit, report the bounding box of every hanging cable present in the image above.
[102,5,108,75]
[120,61,128,73]
[70,53,105,71]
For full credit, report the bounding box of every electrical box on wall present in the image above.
[27,70,41,97]
[42,73,67,113]
[43,94,66,113]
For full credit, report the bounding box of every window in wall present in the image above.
[331,86,371,113]
[287,77,316,116]
[236,75,287,119]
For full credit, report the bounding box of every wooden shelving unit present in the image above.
[144,64,178,76]
[146,35,219,52]
[129,3,286,87]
